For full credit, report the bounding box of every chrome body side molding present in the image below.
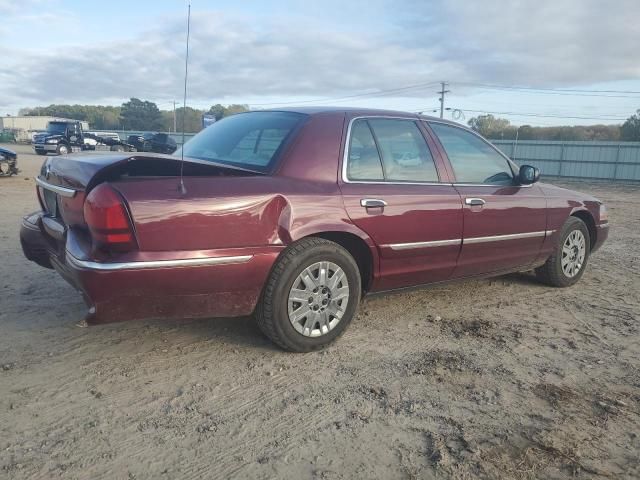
[385,230,551,250]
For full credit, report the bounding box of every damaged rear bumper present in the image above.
[20,211,281,325]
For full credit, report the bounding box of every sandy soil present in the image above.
[1,144,638,479]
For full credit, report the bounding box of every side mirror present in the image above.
[518,164,540,185]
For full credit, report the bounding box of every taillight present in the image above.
[83,183,137,252]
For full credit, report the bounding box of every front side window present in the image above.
[346,118,439,182]
[178,111,305,172]
[429,123,514,185]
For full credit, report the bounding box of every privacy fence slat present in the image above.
[492,140,640,181]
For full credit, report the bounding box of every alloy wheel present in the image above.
[287,261,350,337]
[561,230,586,278]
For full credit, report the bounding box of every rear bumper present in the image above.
[20,211,281,325]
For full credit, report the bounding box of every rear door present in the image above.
[426,121,547,277]
[339,116,463,291]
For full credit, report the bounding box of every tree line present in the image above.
[16,100,640,141]
[467,110,640,142]
[18,99,250,132]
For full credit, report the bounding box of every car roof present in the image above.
[257,106,459,125]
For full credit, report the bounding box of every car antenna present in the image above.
[178,1,191,196]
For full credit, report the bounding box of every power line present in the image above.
[454,81,640,94]
[452,81,640,98]
[247,81,441,107]
[425,108,628,121]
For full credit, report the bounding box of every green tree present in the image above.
[207,103,249,120]
[18,104,123,130]
[175,106,205,133]
[620,110,640,141]
[208,104,227,121]
[119,98,163,130]
[468,114,513,138]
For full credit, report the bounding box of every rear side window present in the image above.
[346,118,439,183]
[347,120,384,181]
[429,123,514,185]
[179,111,305,172]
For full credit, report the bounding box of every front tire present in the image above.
[256,238,361,352]
[535,216,590,287]
[56,144,69,155]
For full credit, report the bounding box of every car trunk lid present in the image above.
[37,152,261,233]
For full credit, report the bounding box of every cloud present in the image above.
[3,0,640,110]
[401,0,640,86]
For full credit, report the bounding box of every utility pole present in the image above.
[438,82,450,119]
[173,101,177,133]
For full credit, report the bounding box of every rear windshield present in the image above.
[178,111,305,172]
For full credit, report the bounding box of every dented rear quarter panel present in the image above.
[113,176,357,251]
[111,111,378,257]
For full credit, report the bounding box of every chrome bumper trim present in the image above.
[66,252,253,271]
[36,177,78,198]
[34,144,58,152]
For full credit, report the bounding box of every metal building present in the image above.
[0,116,89,131]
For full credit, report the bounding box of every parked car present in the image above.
[0,146,19,176]
[126,132,177,154]
[84,132,121,147]
[20,108,609,351]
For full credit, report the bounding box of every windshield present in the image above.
[47,122,68,135]
[177,111,305,172]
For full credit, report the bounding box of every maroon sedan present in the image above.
[20,108,609,351]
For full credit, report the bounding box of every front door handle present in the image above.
[360,198,388,208]
[465,198,486,207]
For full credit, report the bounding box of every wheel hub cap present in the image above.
[561,230,586,278]
[287,261,349,337]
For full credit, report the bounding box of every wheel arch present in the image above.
[570,208,597,250]
[287,224,379,294]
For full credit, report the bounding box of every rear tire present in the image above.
[256,237,361,352]
[535,216,590,287]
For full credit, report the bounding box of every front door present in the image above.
[427,121,547,277]
[339,117,463,291]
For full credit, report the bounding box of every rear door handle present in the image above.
[465,198,486,206]
[360,198,388,208]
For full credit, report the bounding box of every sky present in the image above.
[1,0,639,126]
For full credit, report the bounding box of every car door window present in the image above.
[346,118,439,182]
[368,119,439,182]
[429,123,514,185]
[346,120,385,181]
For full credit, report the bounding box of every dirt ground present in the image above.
[1,144,638,479]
